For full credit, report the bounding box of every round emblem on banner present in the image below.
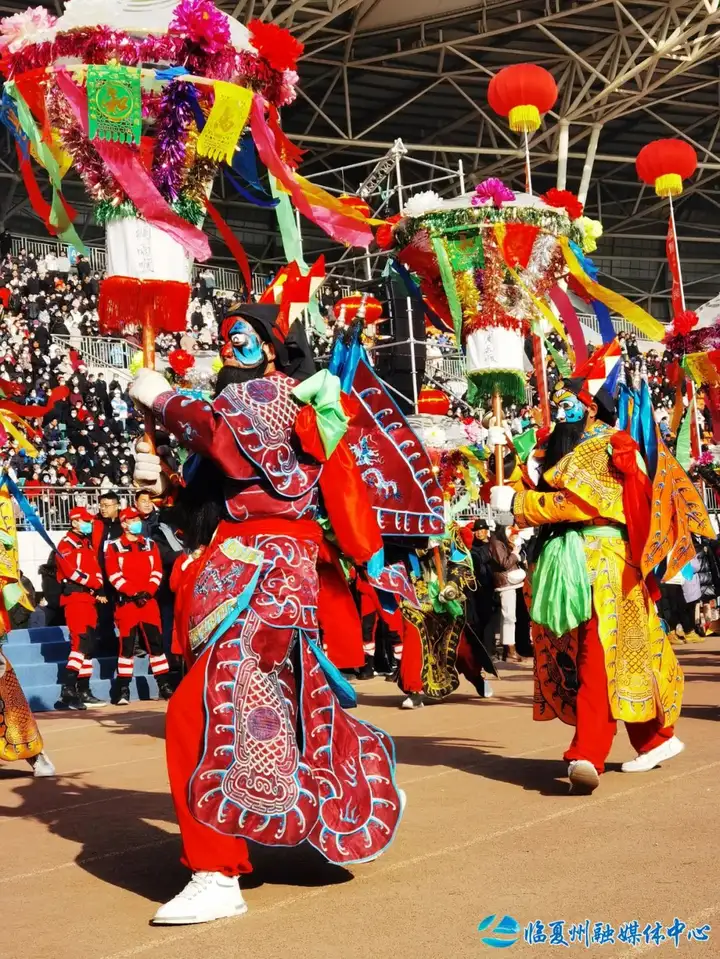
[96,81,134,124]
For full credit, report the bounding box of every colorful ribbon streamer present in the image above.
[223,168,278,208]
[431,236,463,341]
[250,97,376,249]
[592,299,615,344]
[549,285,588,366]
[0,473,57,552]
[233,135,275,199]
[202,197,251,297]
[5,81,85,253]
[502,258,570,353]
[683,350,720,387]
[560,237,665,342]
[56,71,210,262]
[269,176,323,331]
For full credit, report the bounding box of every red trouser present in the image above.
[165,648,253,876]
[62,593,98,679]
[564,618,674,774]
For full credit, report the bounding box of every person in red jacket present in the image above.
[104,507,172,705]
[55,506,108,710]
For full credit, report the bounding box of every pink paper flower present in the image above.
[471,177,516,208]
[169,0,230,55]
[0,8,56,54]
[277,69,299,107]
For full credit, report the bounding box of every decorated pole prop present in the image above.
[380,180,590,488]
[488,63,558,431]
[0,0,380,449]
[636,138,701,454]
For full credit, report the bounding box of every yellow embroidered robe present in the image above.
[514,425,683,727]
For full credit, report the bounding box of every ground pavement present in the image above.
[2,639,719,959]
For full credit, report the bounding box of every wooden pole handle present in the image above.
[141,320,157,454]
[492,391,504,486]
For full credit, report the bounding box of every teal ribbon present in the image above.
[292,369,349,457]
[530,530,592,636]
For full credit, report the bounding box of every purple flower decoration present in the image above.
[474,268,485,292]
[471,177,516,208]
[169,0,230,54]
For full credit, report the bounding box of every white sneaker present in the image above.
[30,752,56,778]
[401,694,424,710]
[621,735,685,773]
[567,759,600,794]
[152,872,248,925]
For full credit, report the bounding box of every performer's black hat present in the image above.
[552,340,622,426]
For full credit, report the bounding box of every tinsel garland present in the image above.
[664,324,720,356]
[393,204,584,253]
[6,27,293,107]
[46,86,121,202]
[184,155,217,205]
[94,194,205,226]
[462,232,529,339]
[455,270,480,327]
[152,80,196,202]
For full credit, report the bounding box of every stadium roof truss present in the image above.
[1,0,720,316]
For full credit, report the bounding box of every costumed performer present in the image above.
[129,304,404,926]
[0,485,54,778]
[397,524,496,709]
[488,343,713,793]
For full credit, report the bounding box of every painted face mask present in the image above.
[128,519,143,535]
[554,391,587,424]
[228,319,265,368]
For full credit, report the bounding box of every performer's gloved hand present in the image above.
[129,367,172,410]
[489,485,516,513]
[487,425,509,448]
[0,647,6,680]
[134,440,167,496]
[439,582,459,603]
[136,592,151,606]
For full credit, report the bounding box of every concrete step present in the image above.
[5,626,68,646]
[7,640,76,666]
[4,626,166,712]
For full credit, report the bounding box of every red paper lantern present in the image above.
[488,64,558,133]
[333,293,383,326]
[636,139,697,198]
[417,387,450,417]
[338,194,371,219]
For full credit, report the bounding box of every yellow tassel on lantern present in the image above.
[654,173,683,198]
[508,104,541,133]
